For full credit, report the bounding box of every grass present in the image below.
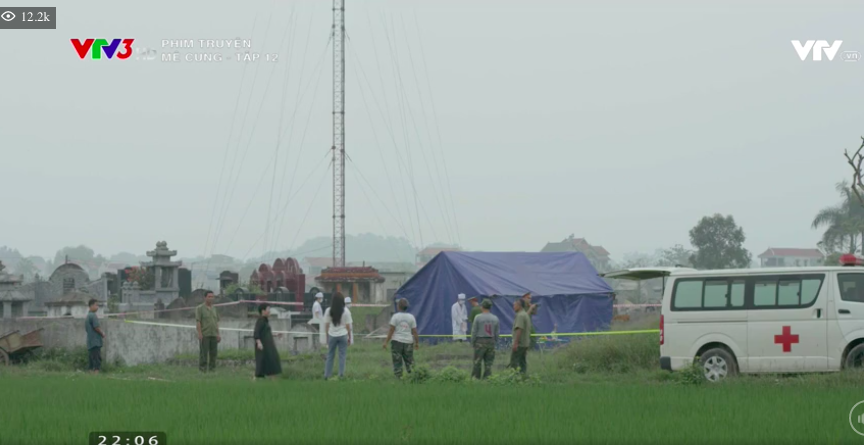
[5,314,864,444]
[2,372,864,444]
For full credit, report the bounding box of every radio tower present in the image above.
[331,0,346,267]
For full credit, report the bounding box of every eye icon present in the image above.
[0,11,15,22]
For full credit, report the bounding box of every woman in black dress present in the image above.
[254,304,282,379]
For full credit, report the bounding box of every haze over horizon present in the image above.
[3,0,862,262]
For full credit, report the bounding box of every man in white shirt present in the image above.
[451,293,468,342]
[383,298,419,378]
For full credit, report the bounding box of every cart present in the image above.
[0,328,44,365]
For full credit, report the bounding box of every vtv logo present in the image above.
[71,39,135,60]
[791,40,843,61]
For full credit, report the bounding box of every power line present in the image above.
[399,12,456,245]
[210,7,279,258]
[265,6,298,258]
[365,9,418,247]
[383,13,425,247]
[272,37,333,253]
[202,15,259,266]
[412,10,462,247]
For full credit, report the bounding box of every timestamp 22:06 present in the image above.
[89,432,166,445]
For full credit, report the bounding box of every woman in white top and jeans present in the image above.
[323,291,352,379]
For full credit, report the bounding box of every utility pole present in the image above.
[331,0,346,267]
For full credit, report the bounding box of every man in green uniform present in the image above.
[467,297,481,335]
[85,299,105,375]
[520,292,538,348]
[471,299,499,379]
[196,291,221,372]
[508,298,531,375]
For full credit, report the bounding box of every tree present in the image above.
[13,257,37,282]
[812,181,864,255]
[655,244,694,267]
[844,136,864,206]
[125,266,154,290]
[689,214,752,269]
[54,245,97,266]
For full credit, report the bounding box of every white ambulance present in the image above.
[603,255,864,382]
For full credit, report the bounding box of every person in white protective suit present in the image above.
[345,296,354,346]
[312,292,324,320]
[451,293,468,341]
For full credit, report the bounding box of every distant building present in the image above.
[758,248,824,267]
[0,261,31,319]
[348,261,416,302]
[541,235,611,271]
[315,266,385,304]
[249,258,306,297]
[302,257,334,283]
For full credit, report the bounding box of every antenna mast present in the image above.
[331,0,346,267]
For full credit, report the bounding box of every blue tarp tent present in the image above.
[394,251,614,337]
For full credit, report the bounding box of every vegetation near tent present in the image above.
[688,214,751,269]
[812,181,864,256]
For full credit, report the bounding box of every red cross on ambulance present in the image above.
[774,326,799,353]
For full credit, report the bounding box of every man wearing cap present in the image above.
[467,297,481,335]
[383,298,419,378]
[451,293,468,341]
[345,296,354,346]
[471,299,499,379]
[312,292,324,321]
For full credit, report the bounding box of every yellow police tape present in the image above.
[419,329,660,338]
[121,319,659,339]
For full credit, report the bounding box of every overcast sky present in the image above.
[2,0,863,261]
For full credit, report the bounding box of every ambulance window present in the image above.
[778,280,801,306]
[838,274,864,303]
[730,281,745,307]
[703,281,728,308]
[673,280,702,308]
[754,280,777,306]
[800,278,823,305]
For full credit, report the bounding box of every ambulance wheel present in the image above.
[699,348,737,382]
[844,343,864,369]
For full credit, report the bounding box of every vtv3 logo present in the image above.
[792,40,843,61]
[71,39,135,60]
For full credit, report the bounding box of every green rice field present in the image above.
[3,316,864,444]
[1,373,863,445]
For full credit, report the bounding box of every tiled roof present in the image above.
[593,246,610,257]
[0,289,30,302]
[758,248,824,259]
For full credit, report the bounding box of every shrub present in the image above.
[430,366,468,384]
[32,347,89,371]
[486,369,524,386]
[402,365,431,384]
[554,333,658,374]
[672,360,704,385]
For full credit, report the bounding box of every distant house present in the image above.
[302,257,334,283]
[416,246,461,268]
[541,235,611,271]
[758,248,824,267]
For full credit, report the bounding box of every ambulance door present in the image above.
[746,274,828,372]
